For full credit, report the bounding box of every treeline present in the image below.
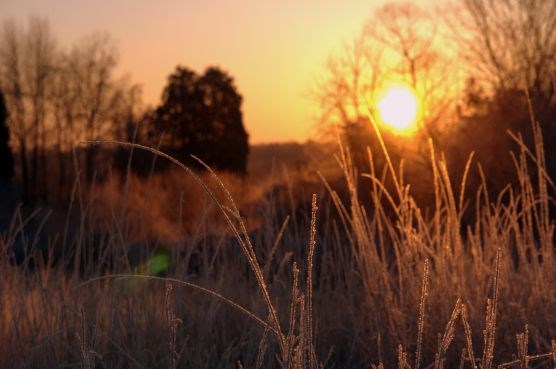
[2,1,556,213]
[0,17,248,204]
[0,18,141,203]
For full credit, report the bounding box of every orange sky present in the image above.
[1,0,421,143]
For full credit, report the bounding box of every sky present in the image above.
[1,0,398,143]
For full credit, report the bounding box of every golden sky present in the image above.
[1,0,414,143]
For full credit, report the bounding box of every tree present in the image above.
[111,82,153,177]
[453,0,556,108]
[366,3,438,90]
[1,19,31,201]
[0,17,56,199]
[0,17,57,201]
[444,0,556,199]
[1,18,137,201]
[70,33,122,183]
[50,50,80,195]
[153,66,249,174]
[0,89,14,183]
[313,2,458,194]
[24,17,57,199]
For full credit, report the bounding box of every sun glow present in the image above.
[376,84,419,133]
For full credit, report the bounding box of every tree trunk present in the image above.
[19,137,29,204]
[40,118,48,200]
[31,123,39,200]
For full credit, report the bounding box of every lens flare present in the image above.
[376,85,419,133]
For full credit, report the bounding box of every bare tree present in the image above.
[0,89,15,184]
[1,19,133,201]
[0,20,30,201]
[111,79,143,143]
[51,50,80,196]
[23,17,56,199]
[366,3,438,89]
[69,33,121,182]
[453,0,556,106]
[314,2,459,170]
[314,34,384,131]
[0,18,57,201]
[366,3,459,142]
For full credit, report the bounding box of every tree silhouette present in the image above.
[0,18,133,201]
[454,0,556,107]
[0,90,14,183]
[442,0,556,204]
[154,66,249,174]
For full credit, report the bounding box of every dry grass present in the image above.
[0,119,555,368]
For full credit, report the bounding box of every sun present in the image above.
[376,84,420,133]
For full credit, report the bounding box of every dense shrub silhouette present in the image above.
[151,65,249,174]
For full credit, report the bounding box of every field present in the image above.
[0,124,555,369]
